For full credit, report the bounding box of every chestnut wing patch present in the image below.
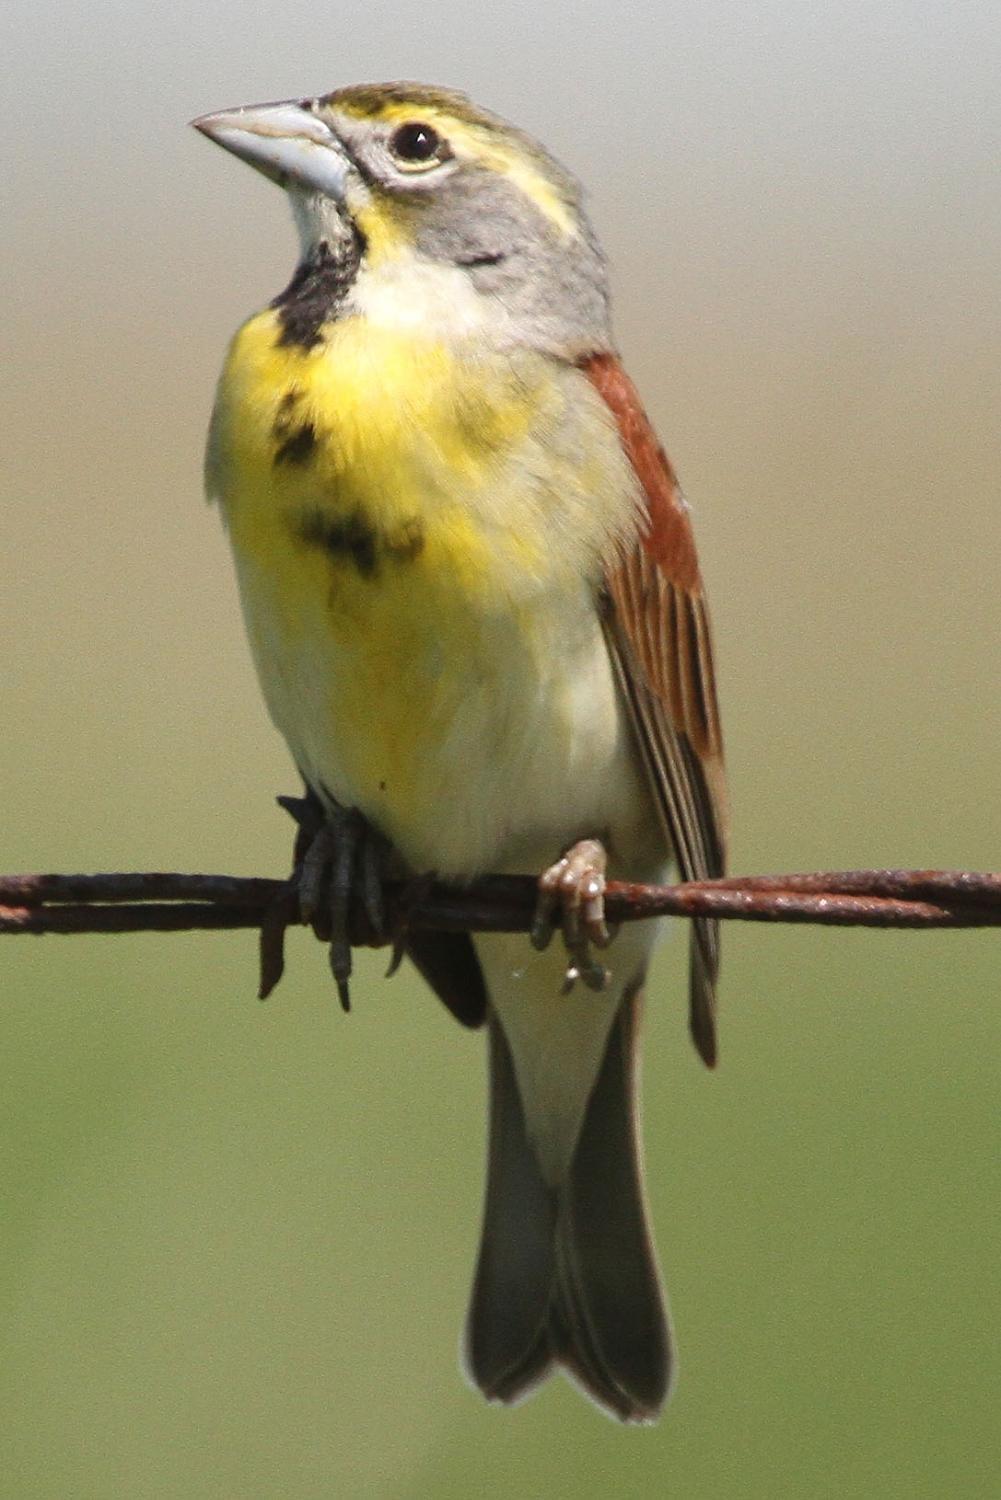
[582,353,728,1067]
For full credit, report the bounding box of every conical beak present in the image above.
[191,100,350,199]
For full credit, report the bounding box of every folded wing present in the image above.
[582,352,728,1066]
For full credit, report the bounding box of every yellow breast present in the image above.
[210,308,557,590]
[206,308,639,869]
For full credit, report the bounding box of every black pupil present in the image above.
[392,122,440,162]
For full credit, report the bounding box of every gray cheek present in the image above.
[412,178,614,355]
[411,176,525,265]
[471,247,608,349]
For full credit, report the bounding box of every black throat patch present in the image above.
[271,230,364,350]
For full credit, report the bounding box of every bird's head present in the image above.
[193,82,612,354]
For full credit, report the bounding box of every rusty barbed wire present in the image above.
[4,868,1001,938]
[5,865,1001,921]
[3,865,999,993]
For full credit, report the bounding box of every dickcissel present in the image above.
[194,82,726,1423]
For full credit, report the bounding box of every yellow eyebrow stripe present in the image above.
[337,100,578,238]
[463,131,577,238]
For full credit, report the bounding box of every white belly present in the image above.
[235,546,656,879]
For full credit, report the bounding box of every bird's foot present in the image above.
[269,791,394,1011]
[530,837,615,993]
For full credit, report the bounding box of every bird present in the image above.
[193,82,727,1423]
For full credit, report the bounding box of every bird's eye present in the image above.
[388,121,448,169]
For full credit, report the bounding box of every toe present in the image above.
[533,837,612,988]
[581,871,610,948]
[298,823,334,923]
[288,803,395,1009]
[359,834,387,943]
[531,858,569,951]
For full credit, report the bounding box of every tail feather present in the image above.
[465,1013,558,1403]
[554,985,672,1418]
[465,982,672,1422]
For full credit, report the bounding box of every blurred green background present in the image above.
[3,2,999,1495]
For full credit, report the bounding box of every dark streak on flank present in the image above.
[274,422,317,465]
[293,509,426,578]
[271,229,365,350]
[274,390,300,423]
[297,509,379,576]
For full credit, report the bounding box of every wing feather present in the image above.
[582,353,728,1066]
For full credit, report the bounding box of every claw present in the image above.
[279,797,398,1012]
[533,838,613,993]
[331,963,352,1014]
[560,932,610,993]
[561,964,580,996]
[385,941,407,980]
[328,810,359,1010]
[530,892,558,951]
